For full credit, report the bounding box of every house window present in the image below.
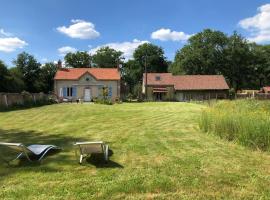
[155,76,161,81]
[67,87,73,97]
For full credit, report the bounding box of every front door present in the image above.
[84,88,91,102]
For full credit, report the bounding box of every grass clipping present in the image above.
[199,100,270,151]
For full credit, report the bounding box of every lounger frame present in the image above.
[0,142,59,164]
[74,141,109,164]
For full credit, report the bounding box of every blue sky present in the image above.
[0,0,270,66]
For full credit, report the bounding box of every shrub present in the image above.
[199,100,270,151]
[94,98,113,105]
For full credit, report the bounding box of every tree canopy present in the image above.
[0,61,10,92]
[40,62,58,93]
[91,46,123,68]
[1,29,270,94]
[171,29,270,90]
[64,51,91,68]
[121,43,169,95]
[13,52,42,93]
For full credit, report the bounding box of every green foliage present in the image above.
[64,51,91,68]
[0,60,10,92]
[121,60,141,93]
[7,67,26,92]
[94,98,113,105]
[172,29,270,90]
[1,54,56,94]
[0,61,26,93]
[199,100,270,151]
[91,46,123,68]
[122,43,168,95]
[40,62,57,93]
[228,88,236,99]
[171,29,228,75]
[13,52,42,92]
[133,43,168,74]
[102,86,109,100]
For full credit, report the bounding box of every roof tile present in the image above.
[54,68,120,80]
[144,73,229,90]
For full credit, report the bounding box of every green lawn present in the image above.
[0,103,270,199]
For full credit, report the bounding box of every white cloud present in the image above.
[58,46,77,56]
[89,39,149,60]
[0,28,12,37]
[0,37,28,52]
[239,4,270,43]
[57,19,100,39]
[151,28,192,42]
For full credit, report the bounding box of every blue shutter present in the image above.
[72,87,77,97]
[108,86,112,98]
[63,87,67,97]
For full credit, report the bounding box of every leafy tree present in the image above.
[170,29,228,75]
[223,32,254,90]
[40,62,57,93]
[133,43,168,75]
[249,44,270,88]
[121,60,141,93]
[121,43,168,95]
[0,60,10,92]
[91,46,123,68]
[7,67,26,92]
[13,52,41,92]
[64,51,91,68]
[171,29,269,90]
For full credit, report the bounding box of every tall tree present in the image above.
[91,46,123,68]
[223,32,254,90]
[64,51,91,68]
[248,44,270,88]
[0,60,10,92]
[13,52,41,92]
[40,62,57,93]
[122,60,141,93]
[7,67,26,92]
[133,43,168,75]
[170,29,228,75]
[121,43,168,96]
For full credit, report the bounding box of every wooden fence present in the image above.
[0,93,52,108]
[236,93,270,100]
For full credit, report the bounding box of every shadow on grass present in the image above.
[0,128,122,180]
[85,150,123,168]
[0,103,54,113]
[0,128,87,181]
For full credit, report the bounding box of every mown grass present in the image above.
[199,100,270,151]
[0,102,270,199]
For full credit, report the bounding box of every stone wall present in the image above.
[0,93,51,108]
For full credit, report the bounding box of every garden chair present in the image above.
[0,142,61,164]
[74,141,109,164]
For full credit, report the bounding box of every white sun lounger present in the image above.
[74,141,109,164]
[0,142,61,163]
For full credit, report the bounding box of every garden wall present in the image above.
[0,92,51,108]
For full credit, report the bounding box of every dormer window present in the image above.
[155,76,161,81]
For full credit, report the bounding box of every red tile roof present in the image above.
[144,73,229,90]
[143,73,174,86]
[54,68,120,80]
